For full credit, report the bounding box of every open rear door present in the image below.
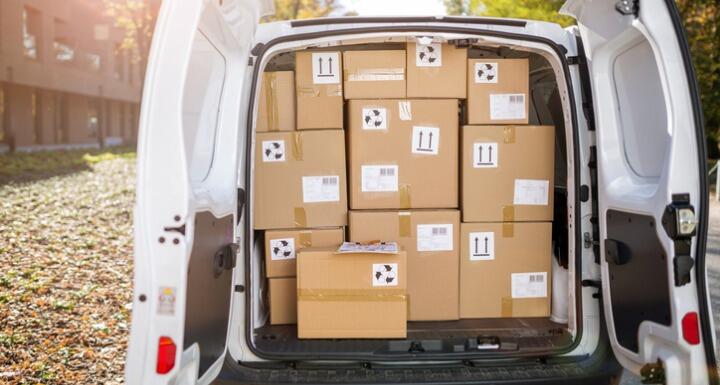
[562,0,717,383]
[125,0,273,384]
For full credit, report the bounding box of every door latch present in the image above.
[213,243,238,278]
[662,194,697,286]
[640,360,666,384]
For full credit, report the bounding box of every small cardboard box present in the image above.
[295,51,344,130]
[257,71,295,132]
[406,42,467,98]
[461,125,555,222]
[254,130,348,230]
[264,227,344,278]
[348,99,459,209]
[343,50,406,99]
[297,247,407,339]
[349,210,460,321]
[460,222,552,318]
[467,58,529,124]
[269,277,297,325]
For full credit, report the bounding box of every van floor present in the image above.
[253,318,571,358]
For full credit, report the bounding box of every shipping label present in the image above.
[261,140,285,162]
[269,237,296,260]
[474,62,498,83]
[302,175,340,203]
[312,52,340,84]
[362,107,388,130]
[416,43,442,67]
[339,241,399,254]
[411,126,439,155]
[361,165,398,192]
[372,263,399,287]
[416,224,453,252]
[490,93,526,120]
[513,179,549,205]
[468,231,494,261]
[473,142,498,168]
[511,272,548,298]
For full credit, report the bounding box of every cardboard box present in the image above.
[295,51,343,130]
[467,58,529,124]
[269,278,297,325]
[349,210,459,321]
[257,71,295,132]
[348,99,459,209]
[460,222,552,318]
[406,43,467,98]
[297,247,407,339]
[461,125,554,222]
[343,50,406,99]
[254,130,348,229]
[264,227,344,278]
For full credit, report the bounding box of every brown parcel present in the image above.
[297,247,407,339]
[264,227,344,278]
[461,125,554,222]
[257,71,295,132]
[343,50,406,99]
[349,210,459,321]
[295,51,344,130]
[254,130,348,230]
[348,99,459,209]
[406,43,467,98]
[460,222,552,318]
[467,58,529,125]
[269,278,297,325]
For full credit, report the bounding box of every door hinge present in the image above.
[662,193,697,286]
[615,0,638,16]
[640,360,666,384]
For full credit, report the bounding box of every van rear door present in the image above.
[125,0,272,384]
[563,0,718,383]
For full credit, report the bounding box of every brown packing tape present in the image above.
[298,288,407,302]
[503,126,516,144]
[296,86,320,97]
[326,84,342,97]
[292,132,303,161]
[294,207,307,228]
[344,68,405,81]
[299,230,313,248]
[502,223,514,238]
[501,297,513,317]
[399,184,411,209]
[264,73,279,131]
[398,212,411,237]
[502,206,515,222]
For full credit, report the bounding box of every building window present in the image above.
[23,7,42,60]
[85,52,101,72]
[54,19,74,63]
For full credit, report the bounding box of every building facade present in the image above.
[0,0,148,152]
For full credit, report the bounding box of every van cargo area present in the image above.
[246,37,576,361]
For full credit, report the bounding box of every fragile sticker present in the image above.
[312,52,340,84]
[473,142,498,168]
[411,126,439,155]
[361,165,398,192]
[511,272,547,298]
[372,263,399,287]
[302,175,340,203]
[416,224,453,252]
[398,101,412,121]
[490,93,526,120]
[261,140,285,162]
[157,286,176,316]
[362,107,387,130]
[270,237,295,260]
[416,43,442,67]
[474,62,498,83]
[468,232,494,261]
[513,179,549,205]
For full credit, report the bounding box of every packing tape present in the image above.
[296,86,320,97]
[291,132,303,160]
[398,212,412,237]
[502,223,514,238]
[299,230,313,247]
[345,68,405,82]
[503,126,516,144]
[501,297,513,317]
[294,207,307,228]
[298,288,407,302]
[264,73,279,131]
[502,205,515,222]
[399,184,412,209]
[326,84,342,97]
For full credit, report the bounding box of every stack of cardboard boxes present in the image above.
[254,41,555,339]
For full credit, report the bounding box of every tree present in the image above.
[262,0,340,22]
[443,0,573,26]
[103,0,159,82]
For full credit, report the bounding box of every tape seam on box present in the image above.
[503,126,516,144]
[326,84,342,97]
[292,132,303,160]
[501,297,513,317]
[296,86,320,97]
[502,223,514,238]
[398,212,411,237]
[299,231,313,247]
[294,207,307,228]
[264,72,279,131]
[298,288,406,302]
[399,184,411,209]
[345,68,405,82]
[502,205,515,222]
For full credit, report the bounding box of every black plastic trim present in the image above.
[290,16,527,28]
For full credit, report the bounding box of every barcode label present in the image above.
[529,274,544,283]
[509,94,524,104]
[322,176,338,185]
[380,167,395,176]
[302,175,340,203]
[417,224,453,252]
[361,165,398,192]
[490,93,526,120]
[432,227,447,236]
[511,272,548,298]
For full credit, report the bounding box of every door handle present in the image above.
[605,239,631,265]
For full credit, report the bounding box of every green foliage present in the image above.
[262,0,339,22]
[444,0,574,26]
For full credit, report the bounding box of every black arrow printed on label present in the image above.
[328,57,333,74]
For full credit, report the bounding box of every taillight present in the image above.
[156,336,177,374]
[681,312,700,345]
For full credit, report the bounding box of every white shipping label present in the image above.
[269,238,296,261]
[261,140,285,162]
[312,52,340,84]
[372,263,399,286]
[416,224,454,252]
[474,62,498,83]
[473,142,498,168]
[302,175,340,203]
[411,126,440,155]
[398,101,412,121]
[468,232,494,261]
[490,94,526,121]
[361,165,398,192]
[362,107,388,130]
[511,272,548,298]
[513,179,549,205]
[416,43,442,67]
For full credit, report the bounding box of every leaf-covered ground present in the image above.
[0,149,136,384]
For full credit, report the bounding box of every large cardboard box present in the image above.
[257,71,295,132]
[254,130,348,229]
[295,51,343,130]
[349,210,459,321]
[406,43,467,98]
[297,247,407,339]
[343,50,406,99]
[461,125,554,222]
[264,227,344,278]
[467,58,529,125]
[348,99,459,209]
[460,222,552,318]
[269,278,297,325]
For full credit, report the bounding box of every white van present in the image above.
[124,0,718,384]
